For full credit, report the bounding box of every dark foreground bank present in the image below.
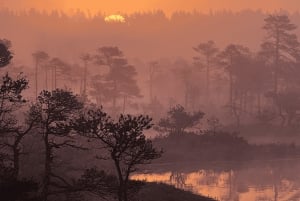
[137,182,217,201]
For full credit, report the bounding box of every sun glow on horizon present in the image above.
[2,0,300,18]
[104,14,126,23]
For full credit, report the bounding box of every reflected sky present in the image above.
[132,160,300,201]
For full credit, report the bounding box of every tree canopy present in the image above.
[92,46,141,113]
[0,39,13,68]
[74,108,162,201]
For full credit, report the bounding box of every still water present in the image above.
[131,159,300,201]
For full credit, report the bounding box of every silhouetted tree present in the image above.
[266,91,300,126]
[217,49,271,126]
[0,74,28,132]
[173,59,196,109]
[29,89,83,201]
[41,62,53,91]
[0,39,13,68]
[0,73,41,201]
[228,54,267,125]
[93,46,140,113]
[170,172,187,189]
[218,44,251,118]
[148,61,160,103]
[158,105,204,134]
[5,122,36,179]
[90,74,109,106]
[74,109,162,201]
[261,14,300,93]
[48,58,71,90]
[247,55,271,115]
[0,73,30,177]
[80,53,92,100]
[193,40,219,101]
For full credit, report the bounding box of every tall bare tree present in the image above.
[48,58,71,90]
[218,44,250,114]
[93,47,140,114]
[80,53,92,101]
[261,14,300,93]
[32,51,49,99]
[193,40,219,101]
[148,61,160,103]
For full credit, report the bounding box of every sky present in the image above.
[1,0,300,16]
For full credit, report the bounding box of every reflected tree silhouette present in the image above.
[170,172,187,189]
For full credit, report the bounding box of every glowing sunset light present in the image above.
[2,0,300,17]
[104,14,126,23]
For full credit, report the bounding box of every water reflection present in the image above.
[131,159,300,201]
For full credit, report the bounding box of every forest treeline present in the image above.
[4,13,300,129]
[2,8,299,62]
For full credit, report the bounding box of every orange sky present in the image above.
[1,0,300,16]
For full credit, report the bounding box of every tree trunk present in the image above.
[123,182,128,201]
[113,97,117,114]
[45,68,48,90]
[274,30,279,94]
[112,80,117,114]
[13,145,19,178]
[149,74,153,104]
[228,170,232,199]
[42,134,51,201]
[185,83,189,109]
[35,60,38,99]
[257,92,261,115]
[243,92,247,112]
[123,95,127,113]
[12,135,23,178]
[206,55,210,103]
[114,160,125,201]
[287,112,294,126]
[274,182,278,201]
[54,66,57,89]
[229,72,233,114]
[83,60,87,100]
[51,67,54,91]
[279,109,286,127]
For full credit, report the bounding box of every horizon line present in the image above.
[0,7,298,18]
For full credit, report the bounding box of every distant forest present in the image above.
[3,9,300,129]
[2,8,300,63]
